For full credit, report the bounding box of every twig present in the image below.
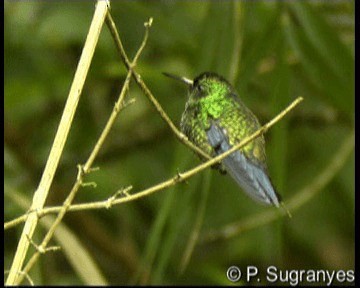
[105,11,212,161]
[200,129,354,243]
[5,97,303,232]
[5,1,110,284]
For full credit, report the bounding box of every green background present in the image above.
[4,1,354,285]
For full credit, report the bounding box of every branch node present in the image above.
[129,63,136,70]
[105,198,113,209]
[106,186,133,209]
[4,270,34,286]
[76,164,85,182]
[175,170,184,183]
[25,234,60,254]
[121,186,133,197]
[145,17,153,28]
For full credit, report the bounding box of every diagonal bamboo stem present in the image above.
[5,1,110,284]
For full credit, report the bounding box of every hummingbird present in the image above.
[164,71,282,208]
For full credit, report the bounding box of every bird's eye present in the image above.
[196,84,205,94]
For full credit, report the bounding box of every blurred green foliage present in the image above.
[4,1,354,285]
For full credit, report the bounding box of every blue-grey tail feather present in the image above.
[206,123,280,207]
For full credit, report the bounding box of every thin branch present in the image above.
[200,129,354,243]
[105,11,212,161]
[12,10,152,287]
[5,1,110,284]
[5,97,303,232]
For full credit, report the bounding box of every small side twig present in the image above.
[105,186,133,209]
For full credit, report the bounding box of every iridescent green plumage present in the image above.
[180,72,266,168]
[164,71,281,207]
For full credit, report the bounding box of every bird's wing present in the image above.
[206,122,280,207]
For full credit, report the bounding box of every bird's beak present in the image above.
[162,72,193,86]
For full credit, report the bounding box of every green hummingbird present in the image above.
[164,71,281,207]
